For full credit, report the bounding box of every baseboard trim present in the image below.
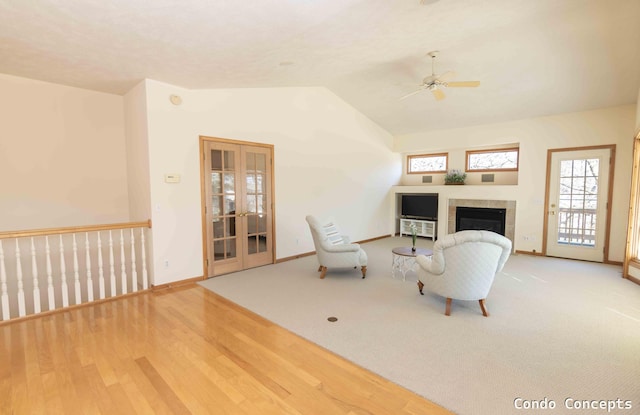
[276,234,392,264]
[515,250,545,256]
[357,234,392,244]
[152,276,202,291]
[0,289,149,327]
[624,274,640,286]
[515,250,624,266]
[276,251,315,263]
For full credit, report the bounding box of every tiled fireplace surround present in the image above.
[447,199,516,243]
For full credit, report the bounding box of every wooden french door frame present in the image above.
[199,136,276,277]
[623,133,640,280]
[542,144,615,263]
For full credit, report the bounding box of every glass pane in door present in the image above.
[248,235,258,254]
[556,158,599,246]
[211,149,237,261]
[245,152,268,256]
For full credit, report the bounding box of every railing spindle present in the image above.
[59,235,69,307]
[130,229,138,293]
[16,240,26,317]
[97,232,105,300]
[0,241,9,320]
[140,228,148,290]
[30,238,41,314]
[73,234,81,304]
[109,230,116,296]
[45,236,55,311]
[85,233,93,302]
[120,229,127,294]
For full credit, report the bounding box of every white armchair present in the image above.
[415,230,512,316]
[305,215,368,279]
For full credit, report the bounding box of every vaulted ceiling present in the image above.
[1,0,638,136]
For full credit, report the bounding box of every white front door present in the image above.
[545,147,611,262]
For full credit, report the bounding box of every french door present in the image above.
[201,138,274,276]
[544,146,614,262]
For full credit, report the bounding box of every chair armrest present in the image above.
[415,254,444,275]
[323,243,361,253]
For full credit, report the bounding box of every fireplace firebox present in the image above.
[456,207,506,236]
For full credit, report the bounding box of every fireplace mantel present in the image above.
[391,186,518,248]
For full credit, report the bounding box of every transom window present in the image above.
[466,148,519,172]
[407,153,448,174]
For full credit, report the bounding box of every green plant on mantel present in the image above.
[444,169,467,184]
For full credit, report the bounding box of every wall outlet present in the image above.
[164,259,169,268]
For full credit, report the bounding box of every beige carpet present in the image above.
[199,236,640,415]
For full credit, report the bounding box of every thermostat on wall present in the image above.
[164,174,181,183]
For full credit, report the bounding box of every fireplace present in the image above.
[456,207,506,235]
[448,199,515,243]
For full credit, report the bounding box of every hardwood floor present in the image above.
[0,284,453,415]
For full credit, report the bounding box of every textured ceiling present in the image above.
[1,0,639,136]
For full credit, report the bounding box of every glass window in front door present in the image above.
[556,158,599,246]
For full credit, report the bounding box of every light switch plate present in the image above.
[164,174,181,183]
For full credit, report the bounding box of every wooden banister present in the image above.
[0,220,152,240]
[0,219,153,321]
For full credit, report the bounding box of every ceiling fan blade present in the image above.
[399,89,424,100]
[437,71,456,82]
[445,81,480,88]
[431,88,445,101]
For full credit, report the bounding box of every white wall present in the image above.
[123,81,152,223]
[141,80,400,285]
[0,73,130,231]
[394,105,636,262]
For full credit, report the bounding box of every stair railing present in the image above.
[0,220,151,321]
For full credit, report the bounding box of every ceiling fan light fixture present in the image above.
[399,51,480,101]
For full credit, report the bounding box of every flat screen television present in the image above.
[401,194,438,220]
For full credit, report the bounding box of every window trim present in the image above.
[465,147,519,173]
[407,152,448,175]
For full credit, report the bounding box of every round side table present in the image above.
[391,247,433,281]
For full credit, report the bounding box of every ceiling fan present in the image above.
[400,51,480,101]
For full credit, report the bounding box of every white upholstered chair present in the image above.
[305,215,368,279]
[415,230,512,316]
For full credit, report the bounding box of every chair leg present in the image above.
[361,266,367,278]
[445,298,452,316]
[319,266,327,279]
[417,280,424,295]
[479,299,490,317]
